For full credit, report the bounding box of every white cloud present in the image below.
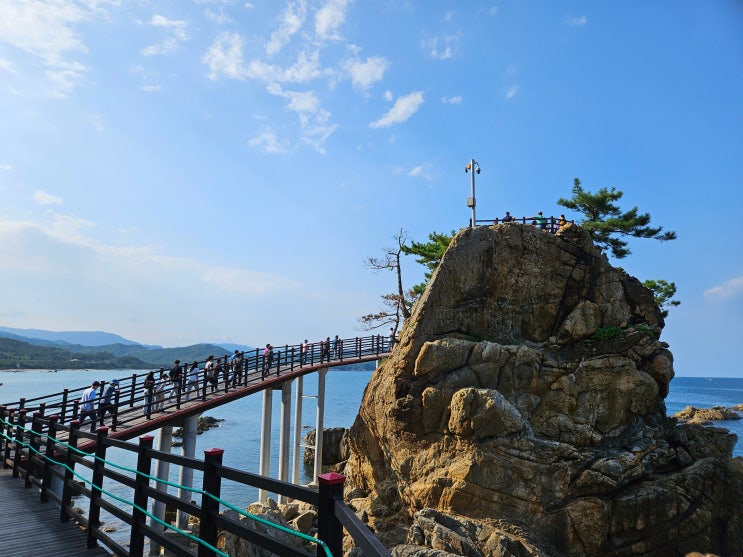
[0,218,301,345]
[704,276,743,301]
[141,15,188,56]
[249,128,288,154]
[0,164,11,171]
[89,113,104,132]
[370,91,424,128]
[315,0,348,40]
[444,10,455,22]
[140,84,162,92]
[441,95,462,104]
[203,32,247,79]
[408,165,432,180]
[383,90,393,101]
[506,85,519,99]
[344,56,388,91]
[0,1,94,95]
[422,34,459,60]
[488,6,499,16]
[567,15,587,26]
[204,8,233,25]
[265,0,307,56]
[33,191,63,205]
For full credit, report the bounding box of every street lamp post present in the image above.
[465,159,480,228]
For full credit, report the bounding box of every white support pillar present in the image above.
[177,414,199,530]
[292,375,304,485]
[313,367,328,483]
[149,424,173,557]
[258,388,273,503]
[277,382,292,503]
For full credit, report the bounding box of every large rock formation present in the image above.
[344,224,743,557]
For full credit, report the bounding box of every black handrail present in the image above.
[475,215,574,232]
[0,334,393,427]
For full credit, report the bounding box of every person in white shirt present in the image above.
[79,381,100,432]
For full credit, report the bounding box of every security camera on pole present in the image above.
[465,158,480,228]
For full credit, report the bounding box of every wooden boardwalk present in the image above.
[0,469,111,557]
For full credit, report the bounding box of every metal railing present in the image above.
[474,215,573,233]
[0,334,392,430]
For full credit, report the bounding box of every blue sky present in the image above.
[0,1,741,377]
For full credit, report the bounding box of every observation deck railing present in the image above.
[474,215,573,232]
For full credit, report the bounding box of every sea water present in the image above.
[0,370,741,536]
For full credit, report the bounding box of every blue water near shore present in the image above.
[0,371,741,519]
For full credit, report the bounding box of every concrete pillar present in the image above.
[177,414,199,530]
[258,388,273,503]
[277,382,292,503]
[313,368,328,483]
[292,375,304,485]
[148,424,173,556]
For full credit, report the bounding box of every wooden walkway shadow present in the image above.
[0,469,110,557]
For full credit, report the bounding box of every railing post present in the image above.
[356,337,360,358]
[26,411,44,488]
[61,420,81,522]
[41,414,60,502]
[202,368,208,401]
[72,399,80,422]
[129,434,154,557]
[198,448,224,557]
[19,397,26,410]
[2,407,12,469]
[290,346,296,371]
[87,426,109,548]
[13,409,27,478]
[0,405,7,457]
[130,373,138,408]
[111,389,120,432]
[317,472,346,557]
[60,389,69,423]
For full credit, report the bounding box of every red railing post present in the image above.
[87,426,109,548]
[129,434,155,557]
[198,447,224,557]
[317,472,346,557]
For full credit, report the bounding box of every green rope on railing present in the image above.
[1,427,229,557]
[0,418,334,557]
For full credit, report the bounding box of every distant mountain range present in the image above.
[0,326,254,370]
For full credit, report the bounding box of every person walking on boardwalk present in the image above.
[204,355,215,392]
[98,379,119,426]
[186,361,200,400]
[79,380,100,432]
[211,358,223,392]
[332,335,340,359]
[320,337,331,363]
[143,370,156,417]
[154,370,168,411]
[230,350,244,387]
[262,344,274,378]
[301,339,309,365]
[169,359,183,400]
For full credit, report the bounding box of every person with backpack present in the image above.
[169,359,183,400]
[143,370,156,417]
[301,339,309,365]
[98,379,119,427]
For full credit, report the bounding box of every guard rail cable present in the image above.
[1,416,333,557]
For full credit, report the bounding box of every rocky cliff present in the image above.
[344,223,743,557]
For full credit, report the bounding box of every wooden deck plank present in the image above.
[0,469,111,556]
